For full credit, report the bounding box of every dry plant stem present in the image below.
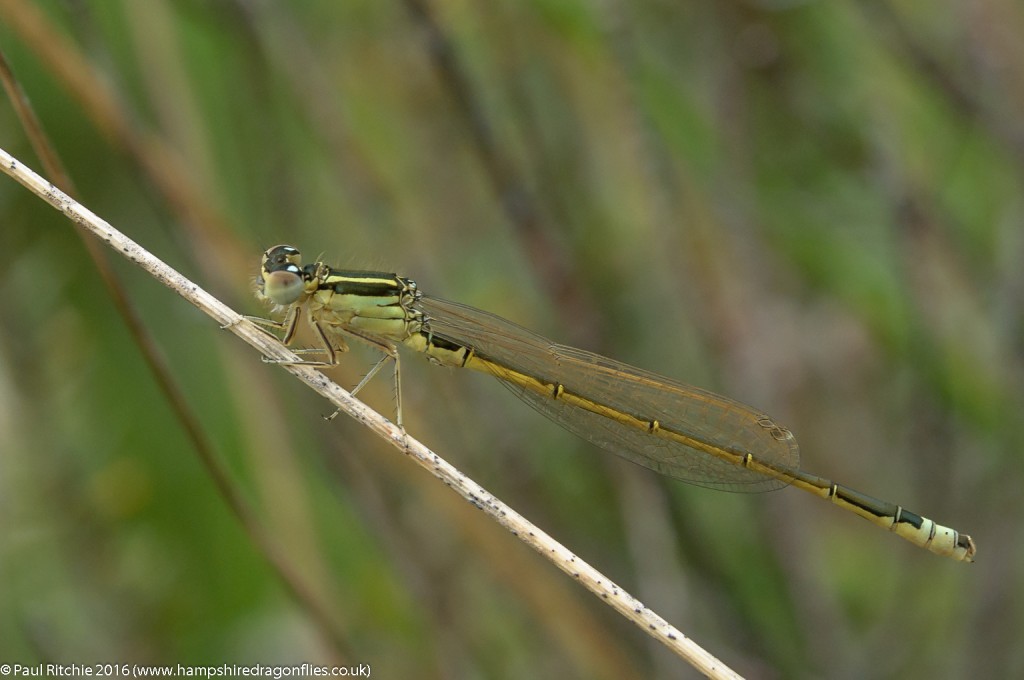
[0,147,742,680]
[0,54,352,664]
[0,44,353,662]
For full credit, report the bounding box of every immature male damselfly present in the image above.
[250,245,976,562]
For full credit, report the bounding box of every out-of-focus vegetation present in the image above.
[0,1,1021,677]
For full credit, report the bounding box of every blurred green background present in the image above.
[0,1,1021,678]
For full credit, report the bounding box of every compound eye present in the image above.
[262,263,306,305]
[262,245,302,268]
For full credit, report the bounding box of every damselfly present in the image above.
[250,245,976,562]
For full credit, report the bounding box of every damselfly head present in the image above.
[256,245,308,306]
